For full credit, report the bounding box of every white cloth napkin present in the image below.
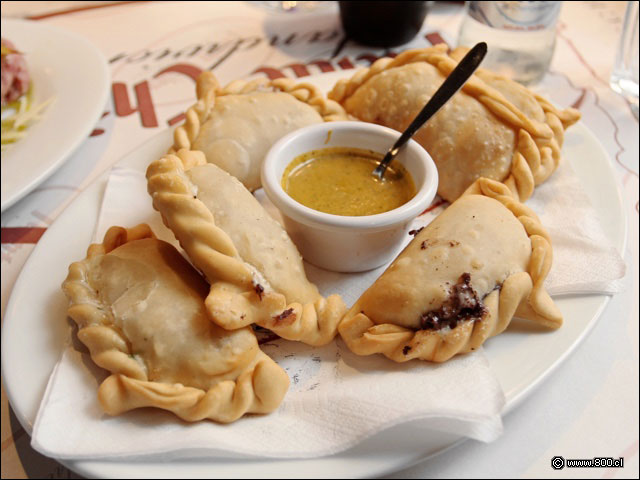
[31,156,625,460]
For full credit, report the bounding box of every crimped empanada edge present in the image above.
[98,350,289,423]
[146,149,346,346]
[338,178,562,363]
[171,71,348,156]
[62,224,289,422]
[62,224,155,379]
[328,44,581,202]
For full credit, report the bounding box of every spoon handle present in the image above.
[374,42,487,179]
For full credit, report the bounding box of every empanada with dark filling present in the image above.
[338,179,562,363]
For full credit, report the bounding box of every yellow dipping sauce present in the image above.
[281,147,416,216]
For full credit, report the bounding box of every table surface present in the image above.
[1,1,638,478]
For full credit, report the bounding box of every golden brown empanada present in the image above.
[338,178,562,363]
[171,72,347,191]
[146,149,347,346]
[62,224,289,422]
[328,44,580,202]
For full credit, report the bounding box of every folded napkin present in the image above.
[526,160,626,295]
[31,166,504,460]
[33,337,503,460]
[32,153,625,460]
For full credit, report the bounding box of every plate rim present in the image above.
[0,18,111,211]
[1,80,628,479]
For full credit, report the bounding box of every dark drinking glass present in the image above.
[339,1,429,47]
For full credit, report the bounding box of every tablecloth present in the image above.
[1,1,638,478]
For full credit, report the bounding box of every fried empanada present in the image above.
[147,149,347,346]
[62,224,289,422]
[171,72,347,191]
[339,178,562,363]
[328,44,580,202]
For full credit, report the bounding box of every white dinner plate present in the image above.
[0,18,110,211]
[1,71,626,478]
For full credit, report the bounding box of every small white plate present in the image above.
[0,18,110,211]
[1,73,626,478]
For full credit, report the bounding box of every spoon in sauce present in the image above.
[373,42,488,180]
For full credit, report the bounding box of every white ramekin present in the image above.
[261,121,439,272]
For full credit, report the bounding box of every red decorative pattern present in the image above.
[1,227,47,244]
[112,81,159,128]
[155,63,203,82]
[425,32,449,48]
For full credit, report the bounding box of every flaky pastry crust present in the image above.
[329,44,580,202]
[338,178,562,363]
[62,224,289,422]
[171,72,347,191]
[146,150,346,346]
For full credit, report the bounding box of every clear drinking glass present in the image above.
[457,1,562,85]
[610,1,639,118]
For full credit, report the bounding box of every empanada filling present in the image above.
[419,273,486,331]
[272,308,296,326]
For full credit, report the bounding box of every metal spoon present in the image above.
[373,42,488,180]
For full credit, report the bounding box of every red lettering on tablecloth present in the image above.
[253,67,286,79]
[336,56,355,70]
[155,63,203,82]
[112,81,159,128]
[356,53,383,65]
[284,63,311,78]
[253,56,360,80]
[425,32,449,48]
[113,46,408,128]
[168,113,186,126]
[1,227,47,244]
[308,60,335,73]
[253,52,397,81]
